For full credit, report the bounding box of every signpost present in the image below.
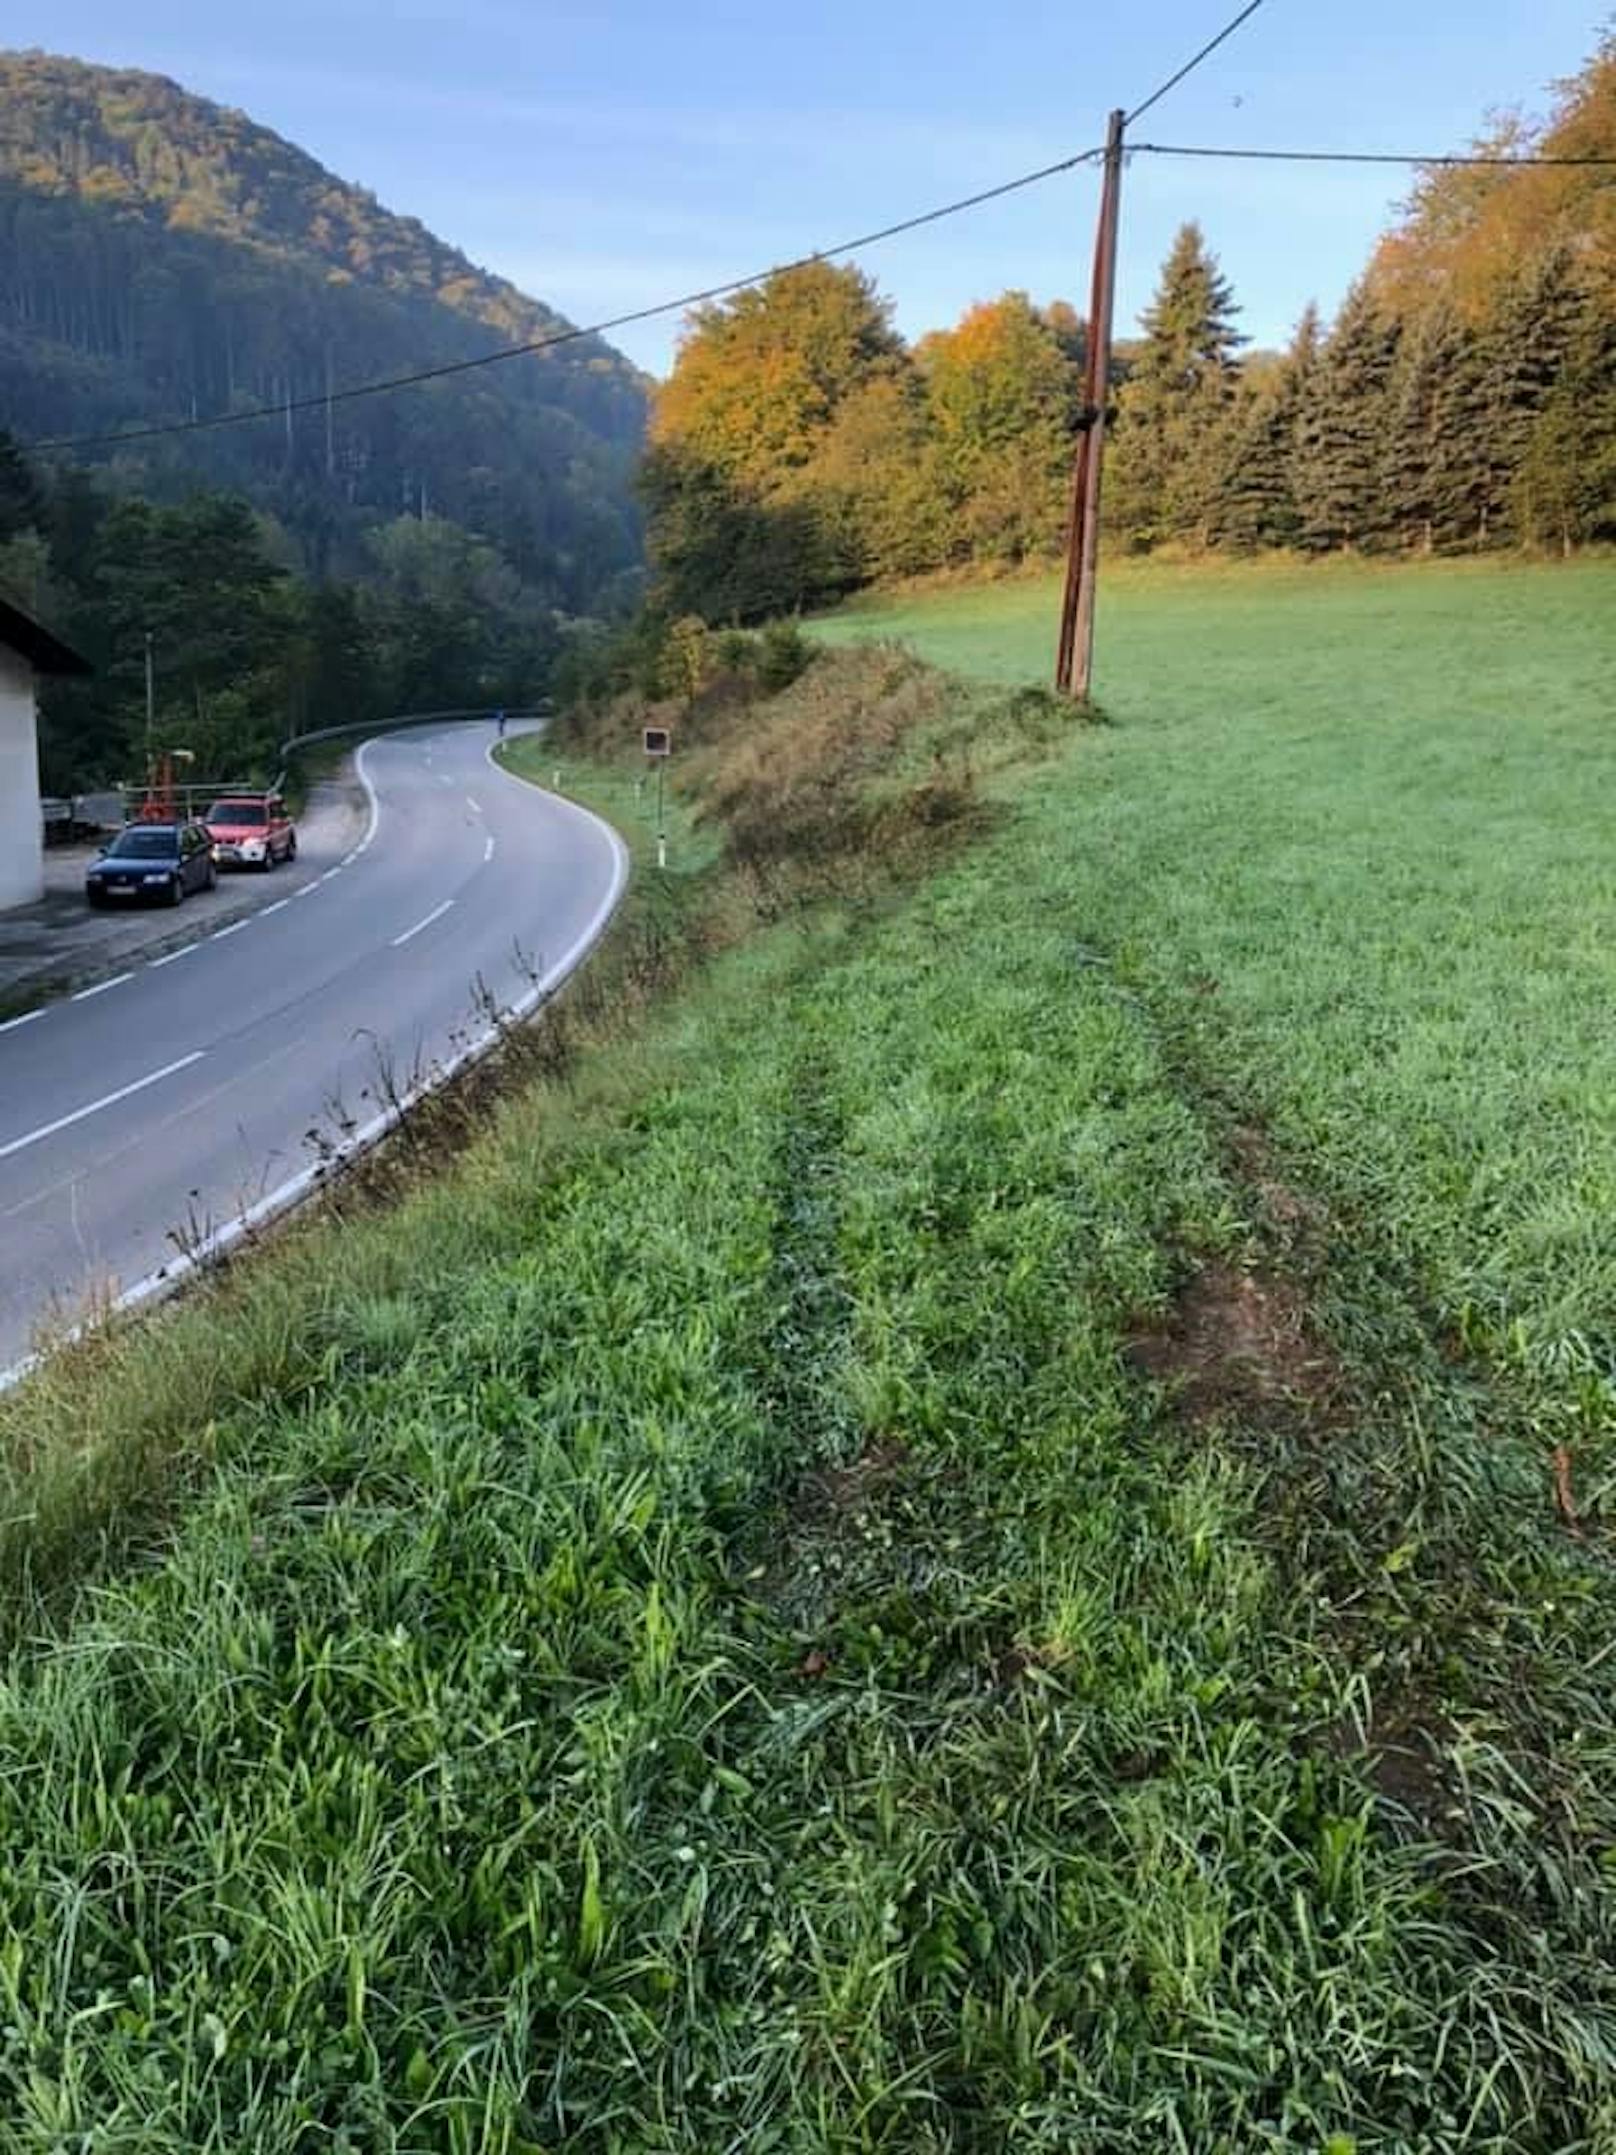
[644,726,671,869]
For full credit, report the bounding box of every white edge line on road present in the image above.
[211,919,250,941]
[0,1051,206,1165]
[319,867,343,884]
[0,722,617,1398]
[484,834,496,863]
[260,899,290,918]
[391,897,455,948]
[70,971,135,1003]
[3,737,386,1037]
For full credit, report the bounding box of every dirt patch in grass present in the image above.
[1229,1122,1328,1240]
[1326,1700,1463,1840]
[1128,1260,1343,1430]
[789,1434,909,1534]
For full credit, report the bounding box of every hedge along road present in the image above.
[0,721,628,1376]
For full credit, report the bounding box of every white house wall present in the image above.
[0,647,43,912]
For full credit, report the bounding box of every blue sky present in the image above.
[6,1,1607,374]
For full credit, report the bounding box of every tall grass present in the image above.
[1,596,1615,2144]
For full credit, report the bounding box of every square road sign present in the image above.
[643,727,672,757]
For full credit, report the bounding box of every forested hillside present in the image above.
[0,52,648,606]
[644,33,1616,621]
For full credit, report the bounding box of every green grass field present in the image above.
[822,558,1616,1396]
[1,564,1616,2147]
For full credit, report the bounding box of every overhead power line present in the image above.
[1135,140,1616,167]
[1125,0,1269,126]
[25,144,1104,455]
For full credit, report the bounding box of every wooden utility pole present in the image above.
[1055,108,1126,703]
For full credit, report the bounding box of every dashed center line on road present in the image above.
[0,1052,206,1163]
[292,880,320,898]
[0,1009,43,1037]
[392,898,455,948]
[260,899,290,918]
[484,834,496,863]
[211,919,250,941]
[467,795,482,813]
[71,972,134,1003]
[148,942,200,970]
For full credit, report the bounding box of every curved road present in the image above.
[0,723,626,1374]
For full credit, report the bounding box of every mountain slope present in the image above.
[0,51,649,604]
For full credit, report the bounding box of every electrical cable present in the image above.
[1134,140,1616,167]
[1125,0,1269,126]
[25,144,1104,454]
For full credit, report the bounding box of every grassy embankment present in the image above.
[0,559,1615,2146]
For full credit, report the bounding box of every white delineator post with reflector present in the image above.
[644,726,671,869]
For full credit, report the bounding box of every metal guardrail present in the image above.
[273,704,552,791]
[41,706,555,841]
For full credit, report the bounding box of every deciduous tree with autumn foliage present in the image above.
[642,32,1616,622]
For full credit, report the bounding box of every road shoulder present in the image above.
[0,769,368,1019]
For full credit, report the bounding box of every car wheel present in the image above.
[168,875,185,906]
[204,860,217,891]
[286,832,298,862]
[260,849,276,873]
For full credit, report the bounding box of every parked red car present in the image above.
[204,793,297,871]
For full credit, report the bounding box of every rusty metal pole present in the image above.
[1056,109,1126,701]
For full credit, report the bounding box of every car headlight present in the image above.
[142,872,170,885]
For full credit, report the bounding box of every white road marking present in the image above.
[320,867,343,884]
[467,795,482,813]
[71,972,134,1004]
[483,834,496,863]
[0,1052,206,1163]
[0,1009,44,1036]
[149,943,200,970]
[292,880,320,898]
[392,898,455,948]
[1,754,627,1397]
[260,899,290,918]
[211,919,250,941]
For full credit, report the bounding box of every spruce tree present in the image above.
[1220,306,1319,550]
[1294,282,1401,553]
[1387,304,1489,553]
[1514,273,1616,551]
[1477,249,1585,545]
[1109,223,1246,549]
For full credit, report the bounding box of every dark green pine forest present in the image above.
[0,51,649,790]
[0,51,647,600]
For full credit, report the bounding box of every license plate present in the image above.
[108,880,135,893]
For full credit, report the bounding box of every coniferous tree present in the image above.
[1295,283,1402,552]
[1514,277,1616,551]
[1475,250,1586,545]
[1220,306,1319,549]
[1387,304,1489,552]
[1108,223,1246,549]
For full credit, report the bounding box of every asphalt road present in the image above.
[0,722,627,1375]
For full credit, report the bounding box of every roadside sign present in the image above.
[643,726,672,757]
